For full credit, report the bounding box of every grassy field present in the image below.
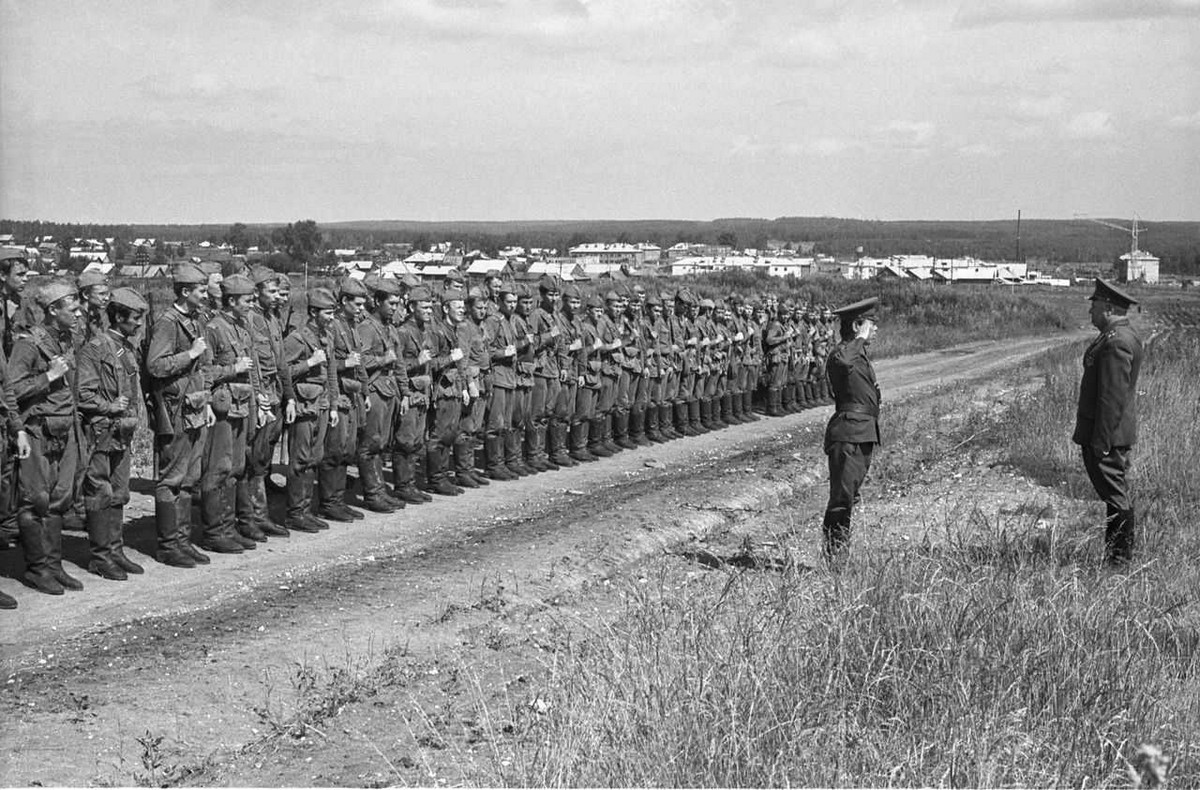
[456,317,1199,787]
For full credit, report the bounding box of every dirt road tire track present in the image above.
[0,332,1086,786]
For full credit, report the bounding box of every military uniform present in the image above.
[425,291,468,495]
[554,285,587,464]
[822,297,882,565]
[76,287,148,579]
[394,288,435,502]
[319,281,370,521]
[483,284,522,479]
[455,287,491,487]
[355,277,405,511]
[10,282,83,594]
[1073,279,1144,565]
[282,289,340,530]
[198,275,261,552]
[527,277,563,471]
[146,264,214,568]
[508,289,536,475]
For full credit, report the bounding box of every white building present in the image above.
[568,243,645,268]
[1118,250,1160,284]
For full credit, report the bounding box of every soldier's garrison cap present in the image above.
[832,296,880,323]
[467,286,488,302]
[585,294,604,309]
[339,278,369,298]
[365,276,401,296]
[445,268,466,283]
[198,261,222,276]
[538,274,562,292]
[441,286,466,304]
[0,248,27,263]
[308,288,337,310]
[562,283,582,299]
[699,298,715,309]
[646,292,662,306]
[174,263,208,286]
[250,265,279,285]
[407,286,433,303]
[604,290,621,302]
[1088,278,1137,309]
[36,281,77,307]
[110,287,149,313]
[498,280,519,296]
[400,274,422,290]
[675,290,697,306]
[222,274,255,296]
[77,270,109,289]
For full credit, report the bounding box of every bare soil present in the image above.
[0,331,1089,787]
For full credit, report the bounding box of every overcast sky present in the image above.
[1,0,1197,224]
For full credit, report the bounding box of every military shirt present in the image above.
[77,328,143,450]
[1072,315,1142,453]
[824,337,881,446]
[283,319,338,414]
[10,323,76,420]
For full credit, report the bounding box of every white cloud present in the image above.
[1168,110,1200,130]
[1063,110,1116,139]
[885,120,936,147]
[955,0,1200,28]
[958,142,1001,157]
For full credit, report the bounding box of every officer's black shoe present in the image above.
[454,474,481,489]
[362,497,400,512]
[487,466,518,481]
[259,520,291,537]
[51,568,84,591]
[317,506,356,523]
[0,590,17,609]
[237,523,268,543]
[89,558,128,581]
[394,485,431,504]
[156,548,198,568]
[112,548,145,574]
[427,479,463,496]
[285,517,320,534]
[197,536,245,554]
[464,469,491,485]
[22,571,65,595]
[182,542,212,564]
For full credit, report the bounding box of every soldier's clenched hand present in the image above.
[307,349,327,367]
[234,356,253,374]
[450,348,464,362]
[113,395,130,414]
[418,349,432,365]
[16,430,31,460]
[346,351,362,368]
[47,355,71,382]
[188,337,209,359]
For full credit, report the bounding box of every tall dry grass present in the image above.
[466,327,1200,788]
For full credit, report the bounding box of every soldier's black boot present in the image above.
[524,424,551,472]
[19,511,65,594]
[740,390,759,421]
[766,388,783,417]
[0,590,16,609]
[504,429,532,476]
[674,401,693,436]
[486,433,518,480]
[822,511,851,571]
[235,480,268,543]
[630,406,652,446]
[690,399,709,433]
[154,498,196,567]
[536,423,560,470]
[1104,506,1136,568]
[588,417,613,457]
[426,445,463,496]
[109,506,144,574]
[86,507,126,581]
[614,409,638,450]
[359,456,402,509]
[569,421,598,462]
[659,403,679,439]
[250,475,290,537]
[177,493,212,563]
[711,395,729,429]
[452,439,483,488]
[198,487,244,553]
[645,404,664,443]
[550,420,578,467]
[45,515,83,591]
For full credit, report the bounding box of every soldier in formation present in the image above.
[0,254,857,606]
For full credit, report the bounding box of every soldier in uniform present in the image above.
[696,298,723,431]
[587,293,619,457]
[508,285,536,475]
[763,300,789,417]
[76,287,149,580]
[612,289,641,450]
[1073,279,1144,567]
[146,263,215,568]
[282,288,339,532]
[10,282,83,593]
[196,274,261,553]
[355,276,405,512]
[566,286,601,462]
[319,279,370,522]
[483,281,521,479]
[425,289,468,495]
[1,251,34,571]
[456,286,492,486]
[0,342,32,608]
[2,250,33,358]
[76,270,111,343]
[393,286,436,503]
[527,276,563,471]
[244,266,294,537]
[642,293,670,443]
[822,297,882,566]
[625,285,653,446]
[551,284,584,467]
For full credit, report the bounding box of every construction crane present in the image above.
[1073,214,1149,280]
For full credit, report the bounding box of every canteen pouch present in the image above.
[39,414,75,457]
[293,382,325,417]
[182,390,211,430]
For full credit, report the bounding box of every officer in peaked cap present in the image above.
[1074,278,1143,566]
[820,295,882,568]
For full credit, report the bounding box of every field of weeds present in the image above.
[463,324,1200,788]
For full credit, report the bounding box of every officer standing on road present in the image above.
[821,296,882,567]
[76,287,150,580]
[9,281,84,594]
[1073,279,1144,567]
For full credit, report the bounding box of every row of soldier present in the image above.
[0,251,840,607]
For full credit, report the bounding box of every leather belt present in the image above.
[836,403,878,418]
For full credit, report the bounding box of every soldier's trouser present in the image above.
[154,418,207,549]
[662,369,679,405]
[201,415,248,539]
[246,402,284,478]
[573,385,597,424]
[429,397,462,483]
[392,404,428,490]
[512,385,531,434]
[597,376,617,414]
[358,392,397,502]
[0,430,16,547]
[286,412,328,520]
[1081,446,1132,512]
[19,418,79,581]
[320,401,359,508]
[486,386,515,433]
[83,444,132,564]
[633,372,649,411]
[614,371,632,411]
[529,377,560,463]
[824,441,875,556]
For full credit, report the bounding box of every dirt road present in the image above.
[0,331,1087,786]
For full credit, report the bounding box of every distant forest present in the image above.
[4,216,1199,275]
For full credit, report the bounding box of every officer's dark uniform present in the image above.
[822,297,882,565]
[76,287,149,580]
[483,283,521,479]
[526,277,563,471]
[394,287,435,503]
[355,276,405,512]
[1073,279,1144,566]
[425,290,468,495]
[9,282,83,594]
